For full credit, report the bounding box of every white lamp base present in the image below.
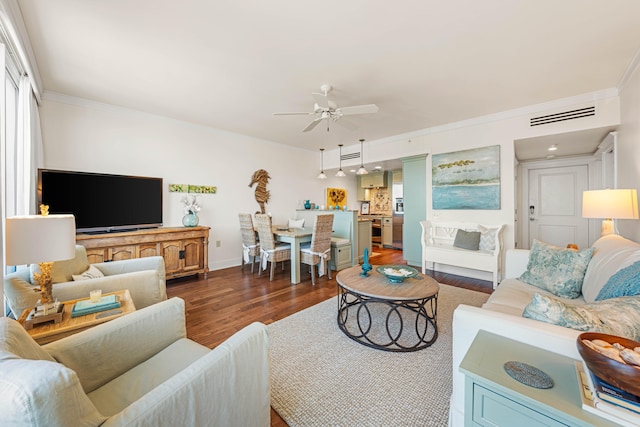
[601,219,615,236]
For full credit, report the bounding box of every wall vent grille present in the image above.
[341,152,360,160]
[530,106,595,127]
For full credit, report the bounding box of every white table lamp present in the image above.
[5,212,76,305]
[582,189,639,236]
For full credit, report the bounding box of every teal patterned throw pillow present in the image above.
[519,239,595,299]
[596,261,640,301]
[523,292,640,340]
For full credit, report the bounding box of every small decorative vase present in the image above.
[304,200,311,210]
[182,212,199,227]
[360,248,372,277]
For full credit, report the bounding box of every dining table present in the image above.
[272,225,312,285]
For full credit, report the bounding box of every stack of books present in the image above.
[575,361,640,426]
[71,294,121,318]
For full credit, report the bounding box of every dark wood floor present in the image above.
[166,247,493,426]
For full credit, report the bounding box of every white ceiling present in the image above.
[16,0,640,159]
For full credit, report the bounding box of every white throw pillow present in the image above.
[478,225,498,251]
[72,265,105,281]
[288,218,305,229]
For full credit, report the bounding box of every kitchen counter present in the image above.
[358,214,392,219]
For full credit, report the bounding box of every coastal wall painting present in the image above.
[432,145,500,210]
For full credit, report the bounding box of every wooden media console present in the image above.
[76,226,210,280]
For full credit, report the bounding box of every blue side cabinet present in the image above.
[459,331,621,427]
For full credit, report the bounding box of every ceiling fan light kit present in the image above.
[336,144,346,177]
[273,84,379,133]
[356,138,368,175]
[317,148,327,179]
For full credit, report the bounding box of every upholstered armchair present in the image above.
[4,245,167,318]
[0,297,271,427]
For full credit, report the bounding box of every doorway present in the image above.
[522,163,590,249]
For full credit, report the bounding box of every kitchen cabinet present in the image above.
[403,155,426,267]
[360,172,387,188]
[382,217,393,247]
[77,226,210,279]
[358,220,372,262]
[356,178,371,201]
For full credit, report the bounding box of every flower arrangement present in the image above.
[181,194,201,215]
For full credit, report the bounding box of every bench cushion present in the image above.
[453,229,480,251]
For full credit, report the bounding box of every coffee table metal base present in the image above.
[337,285,438,352]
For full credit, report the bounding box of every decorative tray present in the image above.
[376,265,419,283]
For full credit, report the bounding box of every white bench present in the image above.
[420,220,505,288]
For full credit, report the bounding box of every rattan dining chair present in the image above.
[239,213,260,273]
[254,214,291,281]
[300,214,334,285]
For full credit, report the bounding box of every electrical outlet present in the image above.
[216,240,221,247]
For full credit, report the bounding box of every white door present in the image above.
[528,165,590,249]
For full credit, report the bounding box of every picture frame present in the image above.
[432,145,501,210]
[360,201,370,215]
[326,187,347,209]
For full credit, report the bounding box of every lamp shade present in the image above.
[582,189,639,219]
[5,214,76,266]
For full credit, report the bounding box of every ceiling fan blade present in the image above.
[302,118,323,132]
[336,104,379,116]
[273,112,315,116]
[312,92,331,109]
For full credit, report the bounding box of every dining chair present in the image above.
[254,214,291,281]
[300,214,334,285]
[238,213,260,273]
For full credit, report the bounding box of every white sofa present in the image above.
[4,245,167,317]
[0,297,271,426]
[449,234,640,426]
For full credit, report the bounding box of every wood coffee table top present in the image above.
[336,265,439,301]
[18,289,136,345]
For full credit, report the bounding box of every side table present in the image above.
[17,289,136,345]
[460,330,620,427]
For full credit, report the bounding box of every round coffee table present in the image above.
[336,265,439,352]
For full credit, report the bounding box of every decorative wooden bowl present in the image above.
[577,332,640,397]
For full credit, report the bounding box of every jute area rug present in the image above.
[268,283,489,427]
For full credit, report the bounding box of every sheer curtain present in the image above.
[0,0,45,314]
[16,74,43,215]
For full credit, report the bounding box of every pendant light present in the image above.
[317,148,327,179]
[356,138,368,175]
[336,144,346,177]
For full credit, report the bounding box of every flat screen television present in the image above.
[38,169,163,233]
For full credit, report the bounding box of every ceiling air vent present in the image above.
[341,152,360,161]
[530,106,595,127]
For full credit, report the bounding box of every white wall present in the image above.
[617,61,640,242]
[39,94,357,270]
[39,84,634,277]
[363,94,621,249]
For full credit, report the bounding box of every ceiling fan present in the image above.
[273,84,379,132]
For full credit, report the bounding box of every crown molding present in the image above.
[618,46,640,93]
